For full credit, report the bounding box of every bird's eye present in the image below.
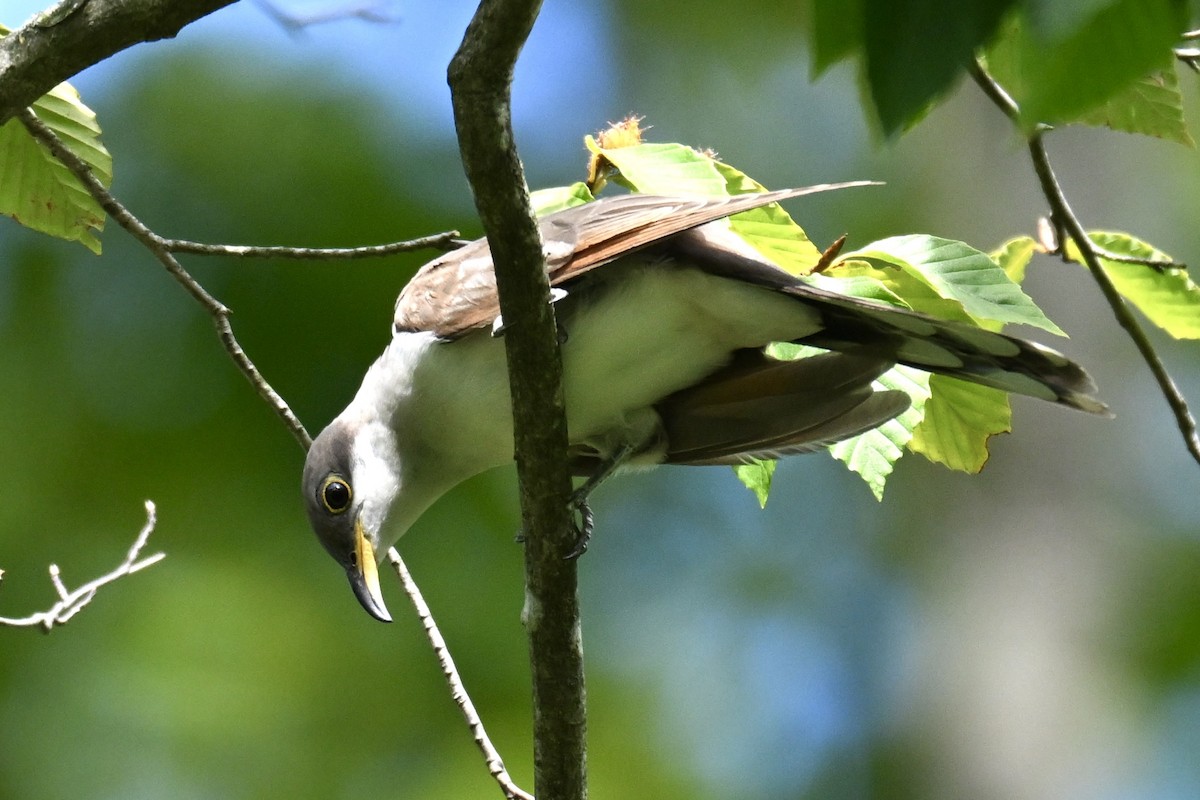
[320,476,353,514]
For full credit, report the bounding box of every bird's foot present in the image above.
[511,489,592,558]
[565,488,594,560]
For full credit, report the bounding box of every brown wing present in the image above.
[392,183,874,339]
[654,349,910,466]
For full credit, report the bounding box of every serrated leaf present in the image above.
[1068,232,1200,339]
[910,376,1012,472]
[846,235,1065,335]
[991,236,1038,285]
[1079,67,1193,146]
[0,82,110,253]
[531,182,594,217]
[829,365,931,500]
[734,459,777,508]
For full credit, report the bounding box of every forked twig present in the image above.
[970,60,1200,467]
[0,501,164,632]
[387,547,535,800]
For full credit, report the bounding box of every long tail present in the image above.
[783,280,1108,415]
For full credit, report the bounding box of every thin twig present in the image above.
[386,547,535,800]
[0,501,164,632]
[22,109,417,453]
[17,111,467,450]
[167,234,466,259]
[254,0,400,32]
[971,59,1200,466]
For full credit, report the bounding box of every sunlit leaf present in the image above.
[586,138,825,273]
[830,365,931,500]
[1079,68,1193,146]
[910,376,1012,472]
[734,459,776,508]
[846,234,1065,334]
[991,235,1038,286]
[531,182,595,217]
[0,81,110,253]
[586,137,727,195]
[1069,232,1200,339]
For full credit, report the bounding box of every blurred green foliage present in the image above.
[2,2,1200,799]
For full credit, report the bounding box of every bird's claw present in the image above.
[564,490,593,560]
[511,490,592,558]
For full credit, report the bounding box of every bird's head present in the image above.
[302,416,402,623]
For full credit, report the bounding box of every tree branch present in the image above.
[448,2,587,799]
[19,107,315,450]
[387,548,534,800]
[0,500,163,631]
[970,59,1200,467]
[0,0,236,127]
[167,233,466,260]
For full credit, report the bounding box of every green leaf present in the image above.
[830,365,932,500]
[0,82,110,253]
[586,138,728,195]
[829,257,974,323]
[709,159,828,274]
[861,0,1017,135]
[910,376,1012,472]
[809,0,864,75]
[991,236,1038,286]
[530,182,594,217]
[1069,232,1200,339]
[845,235,1065,335]
[734,459,777,508]
[985,0,1187,129]
[807,270,908,307]
[1078,67,1193,146]
[587,139,826,273]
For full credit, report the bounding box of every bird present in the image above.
[302,186,1106,622]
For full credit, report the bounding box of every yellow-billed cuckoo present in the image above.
[302,187,1106,621]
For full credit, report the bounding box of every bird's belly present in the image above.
[559,263,819,442]
[401,263,818,475]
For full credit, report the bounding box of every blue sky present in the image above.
[6,0,614,156]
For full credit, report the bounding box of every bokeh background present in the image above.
[3,2,1200,798]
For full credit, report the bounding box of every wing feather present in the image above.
[393,184,872,338]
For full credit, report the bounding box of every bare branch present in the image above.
[971,60,1200,467]
[387,548,535,800]
[19,109,315,450]
[0,501,164,632]
[167,233,466,260]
